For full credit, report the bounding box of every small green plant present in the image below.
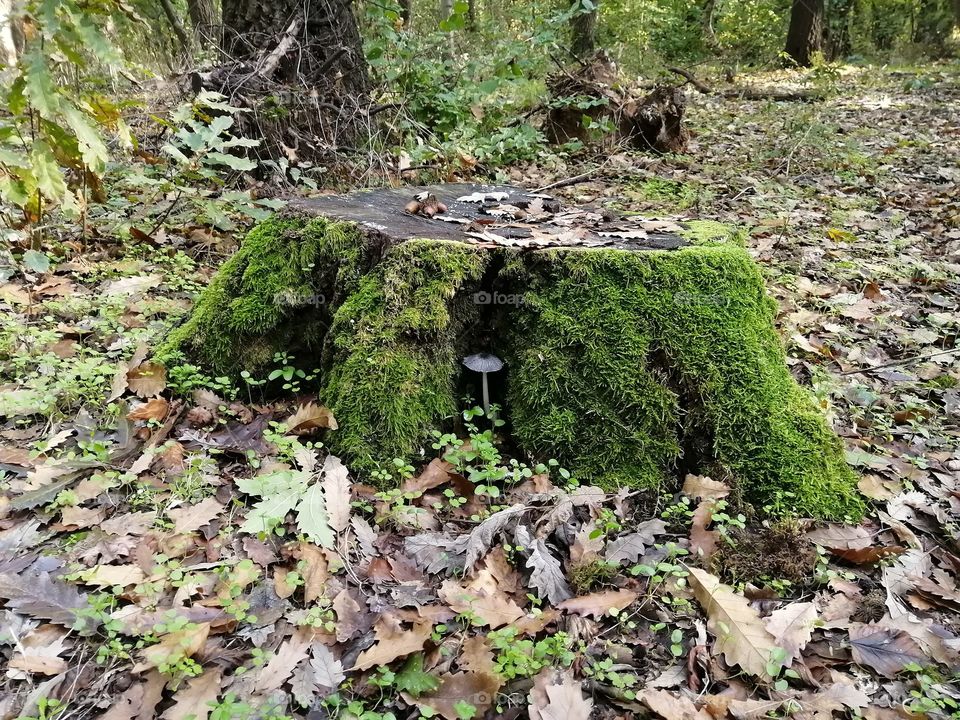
[18,697,68,720]
[488,627,574,679]
[584,656,640,699]
[904,665,960,719]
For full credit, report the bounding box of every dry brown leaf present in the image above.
[688,567,778,680]
[168,497,223,535]
[137,622,210,672]
[911,576,960,612]
[333,589,372,642]
[459,635,496,675]
[161,669,221,720]
[321,454,351,532]
[80,564,146,588]
[351,616,432,671]
[60,505,106,529]
[763,602,817,662]
[127,398,170,422]
[557,589,638,618]
[641,689,707,720]
[848,622,925,677]
[402,457,454,493]
[296,542,329,603]
[127,362,167,398]
[829,545,906,564]
[98,683,145,720]
[690,499,719,559]
[285,402,338,434]
[439,569,524,628]
[806,525,872,550]
[254,632,311,693]
[407,671,501,720]
[682,475,730,501]
[528,670,593,720]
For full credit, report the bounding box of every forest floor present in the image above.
[1,63,959,720]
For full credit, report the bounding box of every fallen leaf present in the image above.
[806,525,872,550]
[127,361,167,398]
[407,671,501,720]
[138,622,210,672]
[254,632,311,693]
[321,454,351,532]
[640,689,705,720]
[127,398,170,422]
[682,475,730,501]
[688,567,778,679]
[557,589,638,618]
[517,525,572,604]
[764,602,817,662]
[168,497,223,535]
[161,669,221,720]
[351,616,433,671]
[439,569,525,628]
[284,402,338,434]
[848,623,925,677]
[528,669,593,720]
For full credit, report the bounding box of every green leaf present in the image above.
[61,103,108,173]
[395,655,440,697]
[236,469,306,498]
[239,489,302,536]
[207,114,235,136]
[22,250,51,274]
[31,140,68,203]
[22,48,60,120]
[295,482,334,548]
[206,152,257,171]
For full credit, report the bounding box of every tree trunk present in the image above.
[186,0,217,48]
[399,0,413,26]
[158,184,863,521]
[701,0,718,48]
[221,0,369,97]
[158,0,191,56]
[570,1,597,58]
[784,0,824,67]
[0,0,18,67]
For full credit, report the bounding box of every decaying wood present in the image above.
[667,66,823,102]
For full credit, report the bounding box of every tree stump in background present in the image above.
[159,184,862,519]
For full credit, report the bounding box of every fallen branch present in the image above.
[668,66,712,94]
[260,15,303,79]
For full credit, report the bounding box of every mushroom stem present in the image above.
[481,372,490,419]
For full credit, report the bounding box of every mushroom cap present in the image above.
[462,352,504,373]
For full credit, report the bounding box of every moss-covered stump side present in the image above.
[500,246,861,519]
[160,209,863,519]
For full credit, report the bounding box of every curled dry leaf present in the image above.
[439,568,525,628]
[126,397,170,422]
[763,601,817,663]
[284,402,338,434]
[806,524,872,550]
[682,474,731,501]
[126,361,167,398]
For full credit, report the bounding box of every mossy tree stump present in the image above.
[159,184,863,519]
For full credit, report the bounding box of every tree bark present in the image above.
[570,1,597,58]
[0,0,18,67]
[158,0,191,56]
[784,0,824,67]
[399,0,412,26]
[221,0,369,96]
[186,0,217,47]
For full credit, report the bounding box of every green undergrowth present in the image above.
[161,212,863,519]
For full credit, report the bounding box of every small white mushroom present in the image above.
[462,352,504,419]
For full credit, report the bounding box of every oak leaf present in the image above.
[351,616,433,671]
[557,589,638,618]
[688,567,778,679]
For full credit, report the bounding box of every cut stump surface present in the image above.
[159,184,863,519]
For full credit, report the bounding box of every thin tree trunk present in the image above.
[571,1,597,58]
[158,0,191,56]
[467,0,477,30]
[399,0,412,26]
[0,0,17,67]
[784,0,824,67]
[701,0,718,47]
[186,0,217,48]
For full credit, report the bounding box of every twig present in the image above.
[534,159,610,192]
[668,66,712,94]
[260,15,303,79]
[839,347,958,376]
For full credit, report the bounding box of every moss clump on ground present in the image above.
[712,521,817,587]
[162,211,863,519]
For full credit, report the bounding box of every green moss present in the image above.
[321,240,488,470]
[163,212,861,519]
[680,220,745,247]
[627,178,698,209]
[157,214,367,375]
[502,245,863,520]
